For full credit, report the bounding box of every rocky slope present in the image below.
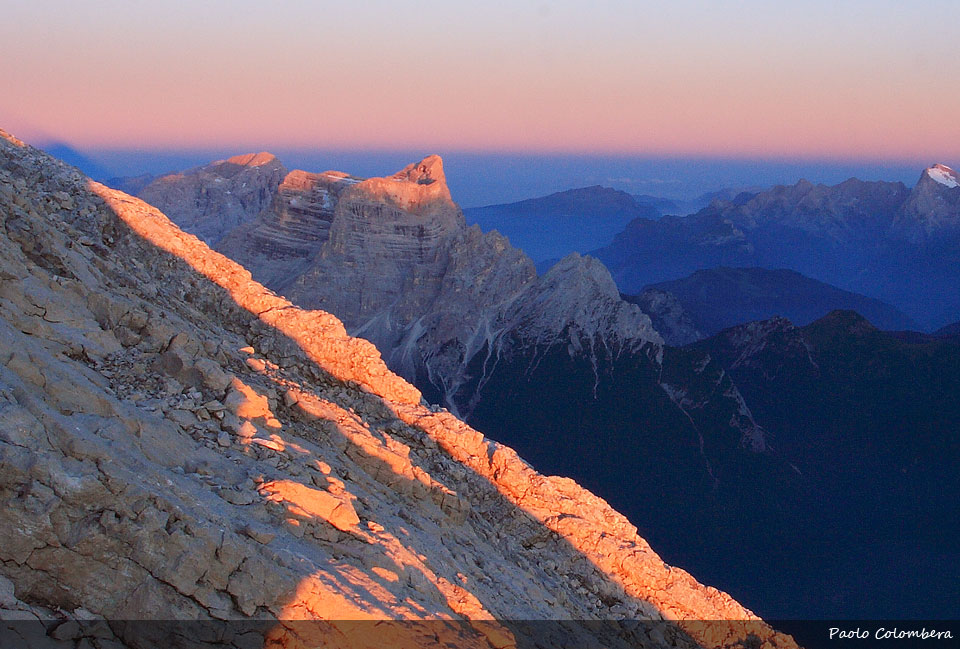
[592,168,960,329]
[137,152,288,245]
[0,132,799,647]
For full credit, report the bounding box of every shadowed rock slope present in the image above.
[0,132,798,648]
[691,312,960,618]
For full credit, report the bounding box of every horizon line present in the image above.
[34,139,953,169]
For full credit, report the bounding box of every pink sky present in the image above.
[2,1,958,160]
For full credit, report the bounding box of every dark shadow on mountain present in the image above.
[686,310,960,618]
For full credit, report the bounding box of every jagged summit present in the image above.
[225,151,279,167]
[393,153,446,185]
[926,163,959,188]
[352,154,455,215]
[505,252,662,351]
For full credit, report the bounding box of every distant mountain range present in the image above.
[36,142,112,180]
[462,185,766,264]
[634,186,767,218]
[593,166,960,330]
[626,267,917,344]
[464,186,661,262]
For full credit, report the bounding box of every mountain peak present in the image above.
[344,154,456,217]
[137,150,288,245]
[225,151,279,167]
[810,309,878,335]
[393,154,446,186]
[926,163,959,188]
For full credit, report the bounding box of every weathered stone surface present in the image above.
[217,168,362,290]
[138,152,287,245]
[0,129,797,649]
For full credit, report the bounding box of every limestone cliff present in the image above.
[218,169,362,289]
[0,132,796,647]
[137,152,287,245]
[211,155,662,419]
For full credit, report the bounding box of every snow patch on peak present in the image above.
[927,164,959,188]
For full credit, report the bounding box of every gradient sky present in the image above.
[2,0,959,161]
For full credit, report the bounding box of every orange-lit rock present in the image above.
[259,479,360,532]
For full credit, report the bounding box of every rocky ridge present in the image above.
[204,154,663,419]
[137,153,288,245]
[632,267,917,341]
[0,131,796,647]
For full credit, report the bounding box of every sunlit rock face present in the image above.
[217,169,362,289]
[0,129,797,648]
[290,155,468,329]
[137,152,288,245]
